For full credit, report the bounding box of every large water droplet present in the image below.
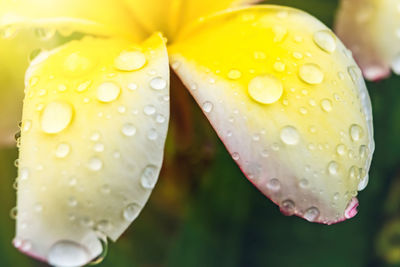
[114,51,146,71]
[281,199,295,215]
[48,240,91,267]
[320,99,333,112]
[248,74,283,104]
[121,123,136,137]
[299,63,324,85]
[313,30,337,53]
[280,126,300,145]
[97,82,121,103]
[123,203,142,221]
[140,165,158,189]
[41,101,73,134]
[328,161,339,175]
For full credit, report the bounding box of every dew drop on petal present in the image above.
[55,143,71,158]
[350,124,363,142]
[97,82,121,103]
[140,165,158,189]
[227,69,242,80]
[40,101,73,134]
[48,240,91,267]
[121,123,136,137]
[114,51,146,71]
[88,157,103,171]
[202,101,213,113]
[299,63,324,85]
[281,199,295,215]
[248,74,283,104]
[123,203,141,221]
[313,30,336,53]
[266,178,281,191]
[304,207,320,222]
[321,99,333,112]
[328,161,339,175]
[150,77,167,90]
[280,126,300,145]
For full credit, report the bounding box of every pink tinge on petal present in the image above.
[13,238,46,263]
[344,197,359,219]
[362,65,391,82]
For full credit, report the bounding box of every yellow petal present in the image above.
[0,28,63,146]
[0,0,145,41]
[15,33,170,265]
[335,0,400,81]
[123,0,261,40]
[169,6,374,224]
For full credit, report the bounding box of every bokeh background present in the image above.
[1,0,400,266]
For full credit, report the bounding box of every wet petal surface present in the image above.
[15,33,170,265]
[170,6,374,224]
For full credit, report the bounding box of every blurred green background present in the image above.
[1,0,400,266]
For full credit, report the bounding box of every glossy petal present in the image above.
[15,33,170,265]
[169,6,374,224]
[123,0,261,40]
[0,0,144,41]
[335,0,400,81]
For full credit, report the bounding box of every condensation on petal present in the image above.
[170,6,374,224]
[15,33,169,264]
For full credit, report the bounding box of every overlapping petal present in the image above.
[0,0,145,40]
[15,33,170,265]
[123,0,262,40]
[335,0,400,81]
[170,6,374,224]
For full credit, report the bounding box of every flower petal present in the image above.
[0,0,144,40]
[335,0,400,81]
[169,6,374,224]
[15,33,170,265]
[123,0,262,39]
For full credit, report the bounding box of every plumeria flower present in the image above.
[335,0,400,81]
[0,0,375,266]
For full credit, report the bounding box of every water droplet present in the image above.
[123,203,141,221]
[156,114,166,124]
[227,69,242,80]
[10,207,17,219]
[248,74,283,104]
[48,240,91,267]
[202,101,213,113]
[299,179,309,188]
[144,105,156,115]
[273,62,285,72]
[147,129,158,140]
[313,30,336,53]
[140,165,158,189]
[114,51,146,71]
[41,101,73,134]
[350,124,363,142]
[76,80,92,93]
[121,123,136,137]
[266,178,281,191]
[150,77,167,90]
[320,99,333,112]
[93,143,105,152]
[348,66,361,83]
[281,199,295,215]
[64,52,93,75]
[128,83,138,91]
[336,144,346,156]
[97,82,121,103]
[328,161,339,175]
[280,126,300,145]
[232,152,240,161]
[34,28,55,40]
[304,207,320,222]
[22,120,32,132]
[55,143,71,158]
[299,63,324,85]
[88,157,103,171]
